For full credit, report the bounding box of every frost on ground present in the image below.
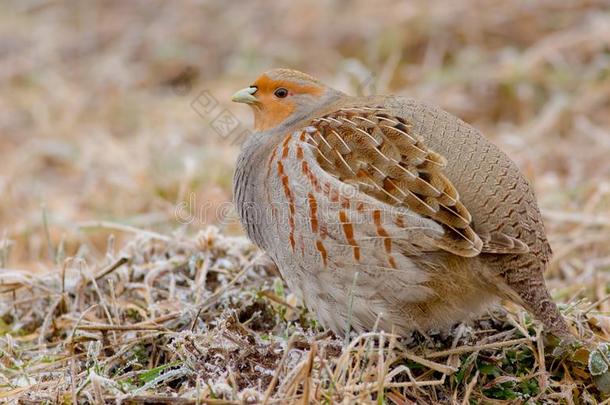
[1,3,610,402]
[1,226,609,404]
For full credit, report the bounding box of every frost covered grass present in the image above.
[1,0,610,403]
[1,227,609,403]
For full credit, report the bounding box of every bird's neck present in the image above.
[233,130,275,249]
[233,88,344,248]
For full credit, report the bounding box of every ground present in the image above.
[1,0,609,403]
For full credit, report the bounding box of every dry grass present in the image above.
[1,0,610,403]
[1,227,608,403]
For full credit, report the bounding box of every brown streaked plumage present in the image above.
[232,68,572,339]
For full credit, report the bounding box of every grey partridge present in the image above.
[231,68,572,339]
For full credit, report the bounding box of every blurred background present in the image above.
[1,0,610,300]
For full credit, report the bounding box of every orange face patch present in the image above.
[250,74,323,131]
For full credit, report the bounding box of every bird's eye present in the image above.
[274,87,289,98]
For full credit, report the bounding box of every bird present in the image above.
[231,68,572,340]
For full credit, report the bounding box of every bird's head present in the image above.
[231,69,343,131]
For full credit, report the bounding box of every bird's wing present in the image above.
[297,105,528,258]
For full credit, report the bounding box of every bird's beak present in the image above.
[231,87,258,104]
